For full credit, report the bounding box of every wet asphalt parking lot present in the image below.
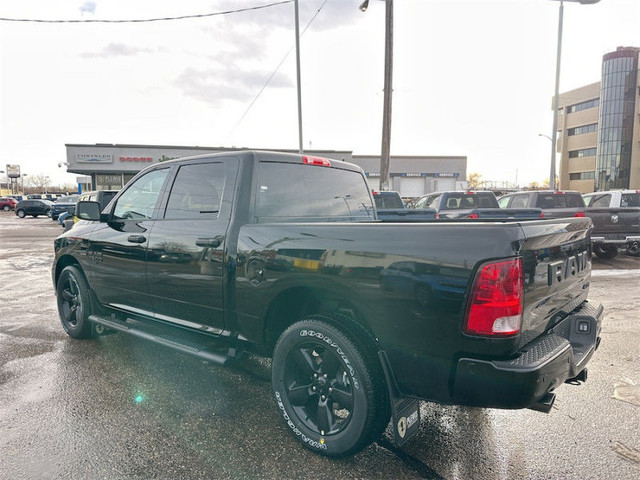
[1,212,639,480]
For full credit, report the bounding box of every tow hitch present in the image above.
[565,368,588,385]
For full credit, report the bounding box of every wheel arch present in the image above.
[262,286,381,359]
[54,254,83,287]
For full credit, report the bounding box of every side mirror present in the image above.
[76,201,102,221]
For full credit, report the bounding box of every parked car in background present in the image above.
[415,191,542,220]
[582,190,640,259]
[50,195,79,220]
[372,191,436,222]
[15,199,53,218]
[0,197,18,211]
[582,189,640,208]
[62,190,118,231]
[498,190,586,219]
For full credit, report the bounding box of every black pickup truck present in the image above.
[583,190,640,259]
[372,191,436,222]
[52,151,603,457]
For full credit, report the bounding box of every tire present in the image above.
[593,244,618,260]
[2,205,9,211]
[17,209,26,218]
[272,316,390,457]
[45,209,51,218]
[51,214,59,220]
[56,266,94,339]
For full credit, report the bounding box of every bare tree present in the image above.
[467,172,482,190]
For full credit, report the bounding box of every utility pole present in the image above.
[294,0,303,154]
[379,0,393,191]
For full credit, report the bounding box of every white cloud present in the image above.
[79,42,155,58]
[79,1,97,15]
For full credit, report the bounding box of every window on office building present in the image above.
[568,148,597,158]
[566,98,599,114]
[569,172,596,180]
[568,123,598,136]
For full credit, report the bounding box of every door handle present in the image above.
[196,237,222,248]
[127,235,147,243]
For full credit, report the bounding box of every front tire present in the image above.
[56,266,94,339]
[593,244,618,260]
[272,316,390,457]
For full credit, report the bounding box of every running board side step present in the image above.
[88,314,237,366]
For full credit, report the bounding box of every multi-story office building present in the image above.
[556,46,640,192]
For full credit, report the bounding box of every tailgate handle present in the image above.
[127,235,146,244]
[196,237,222,248]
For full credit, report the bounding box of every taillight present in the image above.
[464,258,523,337]
[435,213,440,219]
[540,212,544,218]
[574,212,586,217]
[468,213,479,219]
[303,156,331,167]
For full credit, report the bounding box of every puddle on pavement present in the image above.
[612,379,640,407]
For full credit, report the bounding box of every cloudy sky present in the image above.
[1,0,638,187]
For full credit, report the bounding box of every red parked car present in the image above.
[0,197,18,211]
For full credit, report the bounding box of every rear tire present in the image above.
[2,205,9,211]
[272,316,390,457]
[17,209,26,218]
[593,244,618,260]
[56,266,94,339]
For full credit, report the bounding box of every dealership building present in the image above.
[64,144,467,197]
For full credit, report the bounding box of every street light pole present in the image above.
[549,0,564,191]
[548,0,600,191]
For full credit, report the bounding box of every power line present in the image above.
[0,1,293,24]
[230,0,328,137]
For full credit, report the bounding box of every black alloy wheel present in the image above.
[285,338,355,436]
[272,316,390,457]
[56,266,93,339]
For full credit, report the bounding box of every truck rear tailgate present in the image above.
[517,217,593,348]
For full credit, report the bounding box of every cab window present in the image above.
[112,169,169,220]
[164,163,225,220]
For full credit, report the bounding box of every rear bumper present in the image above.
[452,301,603,409]
[591,235,640,245]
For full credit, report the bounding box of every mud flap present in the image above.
[378,351,421,447]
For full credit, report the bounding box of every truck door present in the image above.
[145,157,238,331]
[86,168,171,314]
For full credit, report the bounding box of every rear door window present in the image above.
[164,163,225,220]
[621,193,640,207]
[255,162,374,222]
